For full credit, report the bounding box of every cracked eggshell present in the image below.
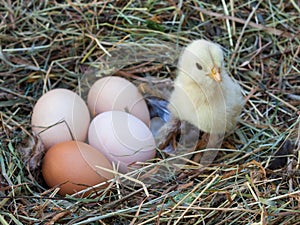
[42,141,114,196]
[88,111,156,173]
[31,89,90,149]
[87,76,150,126]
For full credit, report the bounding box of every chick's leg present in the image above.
[200,133,224,165]
[177,121,200,151]
[154,116,180,150]
[155,118,200,153]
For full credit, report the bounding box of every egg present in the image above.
[42,141,114,196]
[88,111,156,173]
[87,76,150,125]
[31,89,90,149]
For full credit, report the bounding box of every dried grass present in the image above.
[0,0,300,224]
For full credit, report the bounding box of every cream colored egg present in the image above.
[88,111,156,173]
[31,89,90,149]
[87,76,150,125]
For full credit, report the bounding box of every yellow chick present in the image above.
[168,39,244,135]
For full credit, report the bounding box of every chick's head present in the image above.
[177,39,224,87]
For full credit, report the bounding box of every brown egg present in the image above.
[87,76,150,125]
[31,89,90,149]
[42,141,114,196]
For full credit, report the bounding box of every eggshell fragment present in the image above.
[42,141,114,196]
[31,89,90,149]
[88,111,156,173]
[87,76,150,125]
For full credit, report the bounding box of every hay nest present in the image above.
[0,1,299,224]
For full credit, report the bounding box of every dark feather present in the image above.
[145,96,170,122]
[268,140,295,170]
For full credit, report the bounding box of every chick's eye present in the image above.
[195,62,203,70]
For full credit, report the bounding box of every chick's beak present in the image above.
[210,66,222,82]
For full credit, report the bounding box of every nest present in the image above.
[0,1,299,224]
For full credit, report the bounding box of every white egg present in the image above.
[31,89,90,149]
[88,111,156,173]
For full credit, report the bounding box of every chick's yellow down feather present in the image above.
[168,39,244,134]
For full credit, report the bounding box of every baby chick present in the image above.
[168,39,244,135]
